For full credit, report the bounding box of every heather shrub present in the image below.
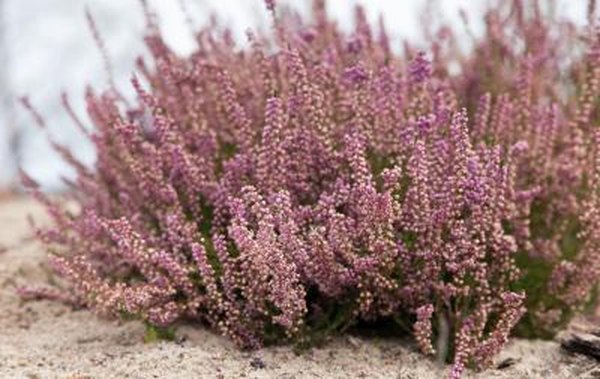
[427,0,600,338]
[19,1,600,378]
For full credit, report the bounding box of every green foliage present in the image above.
[144,323,177,343]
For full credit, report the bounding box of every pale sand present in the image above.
[0,197,598,379]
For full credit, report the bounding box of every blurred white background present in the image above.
[0,0,589,190]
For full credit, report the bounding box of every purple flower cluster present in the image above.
[20,1,600,377]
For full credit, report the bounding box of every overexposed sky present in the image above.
[0,0,590,189]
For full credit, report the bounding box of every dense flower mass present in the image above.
[19,1,600,377]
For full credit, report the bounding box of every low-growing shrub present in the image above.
[19,1,600,377]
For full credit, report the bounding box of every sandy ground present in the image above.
[1,197,599,379]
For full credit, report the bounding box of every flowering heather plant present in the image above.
[427,0,600,338]
[18,0,600,377]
